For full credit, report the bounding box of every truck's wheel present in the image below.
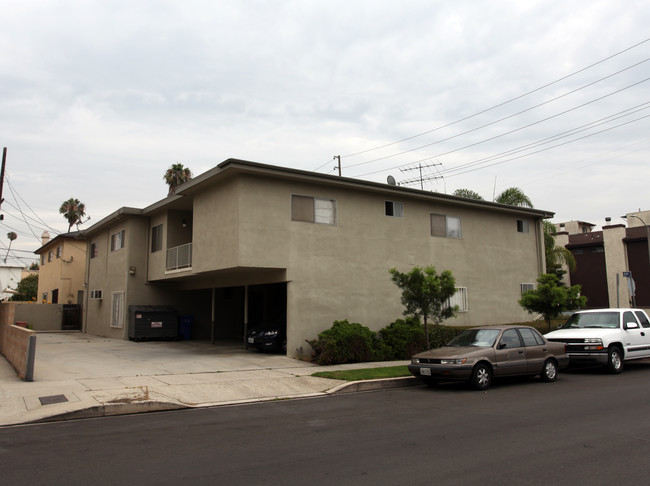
[606,346,623,374]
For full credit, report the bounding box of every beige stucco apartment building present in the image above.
[34,231,86,305]
[83,159,553,357]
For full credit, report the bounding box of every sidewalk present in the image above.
[0,332,414,426]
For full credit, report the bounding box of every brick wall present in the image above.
[0,303,36,381]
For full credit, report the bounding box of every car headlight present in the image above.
[584,338,603,344]
[440,358,467,365]
[411,358,420,364]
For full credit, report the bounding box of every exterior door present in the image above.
[494,328,527,376]
[622,311,650,358]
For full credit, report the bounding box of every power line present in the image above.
[340,37,650,159]
[347,63,650,170]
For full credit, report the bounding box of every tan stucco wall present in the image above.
[14,302,62,331]
[230,175,544,356]
[36,239,86,304]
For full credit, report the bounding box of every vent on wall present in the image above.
[90,290,103,300]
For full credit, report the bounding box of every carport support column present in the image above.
[244,285,249,344]
[211,288,216,344]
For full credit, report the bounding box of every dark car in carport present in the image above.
[246,323,287,353]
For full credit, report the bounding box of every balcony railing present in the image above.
[166,243,192,271]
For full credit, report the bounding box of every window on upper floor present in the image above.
[517,220,529,233]
[291,195,336,225]
[48,251,53,262]
[90,242,98,259]
[385,201,403,217]
[151,224,163,253]
[56,245,62,258]
[40,254,45,266]
[431,213,461,238]
[111,230,125,251]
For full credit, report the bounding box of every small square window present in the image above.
[517,220,529,233]
[385,201,404,217]
[521,283,534,294]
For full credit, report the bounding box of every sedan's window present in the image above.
[447,329,500,347]
[635,311,650,328]
[518,328,542,347]
[562,312,619,329]
[499,329,522,348]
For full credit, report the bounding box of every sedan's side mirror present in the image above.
[625,321,640,330]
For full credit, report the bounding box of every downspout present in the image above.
[211,287,215,344]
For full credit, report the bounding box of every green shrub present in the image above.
[378,317,427,359]
[428,325,465,349]
[308,320,391,365]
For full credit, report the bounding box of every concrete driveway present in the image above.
[0,332,412,426]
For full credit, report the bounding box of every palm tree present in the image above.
[544,221,576,279]
[5,231,17,263]
[453,189,484,200]
[59,198,87,233]
[164,163,193,196]
[494,187,533,208]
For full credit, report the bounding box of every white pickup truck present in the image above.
[544,308,650,373]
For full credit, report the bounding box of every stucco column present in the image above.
[603,224,629,307]
[555,231,570,286]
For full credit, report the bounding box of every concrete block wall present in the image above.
[0,303,36,381]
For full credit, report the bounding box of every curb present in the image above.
[20,377,420,425]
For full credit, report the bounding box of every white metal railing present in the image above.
[166,242,192,271]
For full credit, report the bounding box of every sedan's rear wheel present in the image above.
[540,359,558,382]
[470,363,492,390]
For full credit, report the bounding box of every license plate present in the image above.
[420,367,431,376]
[248,337,255,344]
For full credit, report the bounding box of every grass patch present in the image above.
[312,365,411,381]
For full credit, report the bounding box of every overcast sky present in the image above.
[1,0,649,267]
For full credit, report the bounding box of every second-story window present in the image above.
[517,220,529,233]
[48,251,53,262]
[90,242,98,259]
[111,230,125,251]
[431,214,462,238]
[151,224,163,253]
[291,195,336,225]
[385,201,403,217]
[56,245,62,258]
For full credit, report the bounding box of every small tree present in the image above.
[9,274,38,302]
[390,265,458,349]
[495,187,533,208]
[453,188,484,200]
[519,273,587,330]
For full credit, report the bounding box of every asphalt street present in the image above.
[2,362,650,486]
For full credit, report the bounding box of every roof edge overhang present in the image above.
[175,158,555,219]
[82,207,144,238]
[33,231,84,255]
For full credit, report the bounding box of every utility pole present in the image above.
[0,147,6,221]
[334,155,341,176]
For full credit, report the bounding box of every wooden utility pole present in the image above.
[0,147,6,221]
[334,155,341,176]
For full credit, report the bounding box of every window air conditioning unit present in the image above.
[90,290,103,300]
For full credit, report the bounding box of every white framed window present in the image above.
[431,214,462,238]
[56,245,62,258]
[291,194,336,225]
[111,229,125,251]
[385,201,404,217]
[111,291,125,328]
[447,287,468,312]
[90,290,103,300]
[517,220,529,233]
[521,283,534,294]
